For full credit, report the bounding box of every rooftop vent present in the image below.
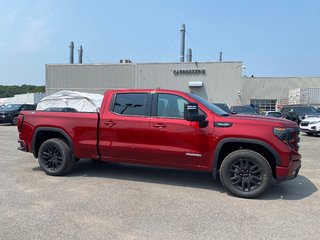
[119,59,132,64]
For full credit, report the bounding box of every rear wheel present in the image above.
[38,138,74,176]
[220,150,272,198]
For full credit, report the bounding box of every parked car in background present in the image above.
[299,116,320,136]
[261,111,283,118]
[280,105,320,124]
[230,105,258,115]
[0,104,36,125]
[212,103,232,114]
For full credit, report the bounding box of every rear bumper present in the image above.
[276,159,301,182]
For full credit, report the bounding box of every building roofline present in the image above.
[46,61,242,67]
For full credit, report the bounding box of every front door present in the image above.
[148,93,212,169]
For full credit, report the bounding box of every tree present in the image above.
[0,85,45,98]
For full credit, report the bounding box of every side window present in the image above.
[157,94,188,118]
[20,105,26,111]
[26,105,34,110]
[113,93,148,116]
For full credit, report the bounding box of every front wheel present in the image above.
[11,116,18,125]
[220,150,272,198]
[38,138,74,176]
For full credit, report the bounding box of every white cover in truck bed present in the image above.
[36,90,104,112]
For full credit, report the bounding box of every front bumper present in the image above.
[0,118,12,124]
[300,127,319,134]
[276,159,301,182]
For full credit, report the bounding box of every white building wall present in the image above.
[241,77,320,104]
[45,62,243,107]
[0,93,46,104]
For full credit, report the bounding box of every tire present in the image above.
[11,116,18,125]
[220,149,272,199]
[306,133,314,136]
[38,138,74,176]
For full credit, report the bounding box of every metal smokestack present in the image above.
[219,51,223,62]
[69,41,74,64]
[78,45,83,64]
[187,48,192,62]
[180,24,186,62]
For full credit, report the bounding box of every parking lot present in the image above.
[0,125,319,240]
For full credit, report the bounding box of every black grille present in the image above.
[300,122,309,126]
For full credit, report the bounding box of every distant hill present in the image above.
[0,85,45,98]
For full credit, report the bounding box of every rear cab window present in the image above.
[111,93,149,116]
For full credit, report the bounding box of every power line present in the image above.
[186,32,216,61]
[149,31,180,63]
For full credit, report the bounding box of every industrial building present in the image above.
[0,92,46,105]
[45,24,320,110]
[46,61,243,107]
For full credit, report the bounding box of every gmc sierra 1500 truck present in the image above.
[17,89,301,198]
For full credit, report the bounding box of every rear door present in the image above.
[99,92,152,162]
[148,93,213,168]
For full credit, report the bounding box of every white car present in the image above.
[261,111,282,118]
[299,116,320,136]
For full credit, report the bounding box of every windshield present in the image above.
[2,104,21,110]
[232,106,256,114]
[213,103,231,113]
[295,107,318,114]
[187,93,229,116]
[267,112,282,117]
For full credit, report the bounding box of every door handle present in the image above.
[104,120,116,127]
[153,123,166,128]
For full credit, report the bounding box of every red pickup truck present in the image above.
[17,89,301,198]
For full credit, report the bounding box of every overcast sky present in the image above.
[0,0,320,86]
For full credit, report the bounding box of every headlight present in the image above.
[274,127,300,151]
[309,121,320,125]
[274,128,288,142]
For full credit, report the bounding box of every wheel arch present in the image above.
[212,138,280,179]
[32,127,74,159]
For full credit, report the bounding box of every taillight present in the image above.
[17,114,24,133]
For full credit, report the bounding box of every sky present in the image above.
[0,0,320,86]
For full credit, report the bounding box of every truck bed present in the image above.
[19,111,100,159]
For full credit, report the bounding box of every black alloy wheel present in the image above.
[229,158,262,192]
[38,138,74,176]
[220,150,272,198]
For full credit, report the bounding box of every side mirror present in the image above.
[184,103,206,122]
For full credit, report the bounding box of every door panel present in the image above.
[99,92,151,162]
[99,115,151,161]
[148,93,212,168]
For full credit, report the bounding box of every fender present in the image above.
[32,127,74,158]
[212,138,280,179]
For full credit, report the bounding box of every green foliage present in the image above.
[0,85,45,98]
